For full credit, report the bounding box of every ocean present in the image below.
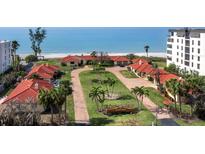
[0,27,170,55]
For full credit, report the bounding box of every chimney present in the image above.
[139,60,142,65]
[34,83,39,90]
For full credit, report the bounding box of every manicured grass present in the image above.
[153,61,166,69]
[145,87,165,108]
[67,95,75,124]
[80,70,156,126]
[120,70,138,78]
[175,119,205,126]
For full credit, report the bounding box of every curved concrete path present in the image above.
[106,67,178,126]
[71,66,91,125]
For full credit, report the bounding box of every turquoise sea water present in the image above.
[0,27,170,54]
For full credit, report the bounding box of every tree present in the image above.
[38,89,55,124]
[29,27,46,57]
[89,86,105,111]
[164,64,180,75]
[90,51,97,57]
[165,79,180,112]
[15,55,21,71]
[59,80,73,122]
[11,40,20,68]
[126,54,136,61]
[25,55,38,63]
[131,86,149,110]
[144,45,150,58]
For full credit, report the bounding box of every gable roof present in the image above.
[3,79,53,104]
[109,56,129,62]
[25,64,59,79]
[62,55,81,63]
[132,58,148,64]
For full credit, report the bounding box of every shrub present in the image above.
[25,55,38,63]
[147,76,154,82]
[93,66,105,72]
[102,104,137,115]
[61,62,67,66]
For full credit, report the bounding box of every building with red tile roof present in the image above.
[25,64,59,81]
[132,58,148,64]
[109,56,130,66]
[2,79,53,104]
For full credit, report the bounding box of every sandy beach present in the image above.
[19,52,166,59]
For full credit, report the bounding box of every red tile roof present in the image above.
[110,56,129,62]
[26,64,59,79]
[62,55,81,63]
[3,79,53,104]
[159,73,179,84]
[132,58,148,64]
[80,55,96,61]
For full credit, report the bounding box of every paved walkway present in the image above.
[106,67,177,126]
[71,66,91,125]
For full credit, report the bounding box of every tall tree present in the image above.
[90,51,97,57]
[144,45,150,58]
[29,27,46,57]
[165,79,180,111]
[11,40,20,68]
[59,80,73,122]
[131,86,149,110]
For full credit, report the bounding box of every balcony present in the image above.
[167,44,172,49]
[167,50,172,54]
[167,38,174,43]
[185,40,190,46]
[185,47,190,54]
[185,54,190,61]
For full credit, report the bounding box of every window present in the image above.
[192,48,194,53]
[198,41,200,46]
[177,39,179,43]
[198,56,200,61]
[177,45,179,49]
[198,48,200,54]
[181,53,183,57]
[176,58,179,62]
[185,61,189,66]
[192,40,194,45]
[181,39,183,44]
[192,62,193,67]
[177,52,179,56]
[192,55,194,60]
[181,60,183,64]
[171,32,174,36]
[181,46,183,50]
[197,64,200,69]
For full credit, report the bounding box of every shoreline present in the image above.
[19,52,166,59]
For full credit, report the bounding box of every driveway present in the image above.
[71,66,91,125]
[106,66,178,126]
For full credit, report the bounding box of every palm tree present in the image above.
[11,40,20,68]
[38,89,55,124]
[165,79,180,111]
[144,45,150,58]
[15,55,21,71]
[59,80,72,122]
[89,86,105,111]
[51,88,65,125]
[131,86,149,110]
[90,51,97,57]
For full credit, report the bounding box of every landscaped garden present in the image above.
[80,70,156,126]
[120,70,138,78]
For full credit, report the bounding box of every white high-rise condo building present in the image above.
[0,40,12,74]
[166,28,205,76]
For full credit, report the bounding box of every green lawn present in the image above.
[175,119,205,126]
[145,87,165,108]
[80,70,156,126]
[120,70,138,78]
[153,61,166,69]
[67,95,75,124]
